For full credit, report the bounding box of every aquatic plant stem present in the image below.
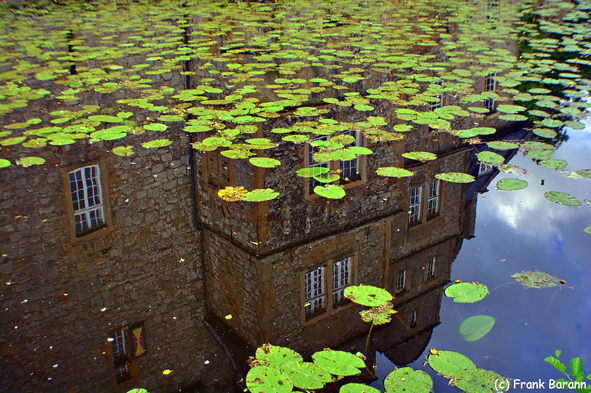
[546,288,559,313]
[489,281,515,293]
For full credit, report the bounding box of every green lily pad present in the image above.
[384,367,432,393]
[339,383,381,393]
[527,150,554,160]
[246,366,293,393]
[314,185,345,199]
[435,172,475,183]
[0,136,26,146]
[249,157,281,168]
[564,120,585,130]
[344,285,393,307]
[113,146,135,157]
[142,139,172,149]
[376,167,413,178]
[256,344,303,367]
[486,141,519,150]
[499,114,528,121]
[402,151,437,162]
[445,282,488,303]
[541,119,563,128]
[533,128,557,138]
[544,191,581,206]
[477,151,504,164]
[354,104,374,111]
[297,167,330,178]
[496,104,527,113]
[222,150,254,159]
[454,368,506,393]
[0,159,11,168]
[460,315,495,342]
[511,271,562,289]
[496,178,528,191]
[280,362,332,390]
[16,157,45,166]
[313,173,340,183]
[427,350,476,379]
[539,159,567,170]
[282,135,308,143]
[346,146,373,155]
[144,123,169,132]
[576,169,591,179]
[584,226,591,235]
[242,189,280,202]
[312,350,365,376]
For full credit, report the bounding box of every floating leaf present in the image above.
[296,167,330,178]
[0,159,12,168]
[460,315,495,342]
[340,383,381,393]
[454,368,505,393]
[576,170,591,179]
[533,128,557,138]
[496,178,528,191]
[427,350,476,379]
[402,151,437,162]
[486,141,519,150]
[541,119,563,128]
[344,285,393,307]
[496,104,527,113]
[280,362,332,390]
[282,135,308,143]
[564,120,585,130]
[346,146,373,155]
[256,344,303,367]
[218,186,248,202]
[221,150,254,159]
[539,159,567,170]
[242,189,280,202]
[499,114,528,121]
[0,136,26,146]
[249,157,281,168]
[477,151,504,164]
[16,157,45,166]
[376,167,413,178]
[312,350,365,376]
[584,226,591,235]
[314,184,345,199]
[113,146,135,157]
[162,369,172,375]
[445,282,488,303]
[144,123,168,131]
[142,139,172,148]
[544,191,581,206]
[246,366,293,393]
[527,150,554,160]
[384,368,432,393]
[511,271,562,289]
[435,172,474,183]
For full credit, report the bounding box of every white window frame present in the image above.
[429,80,443,111]
[68,165,105,236]
[110,329,130,380]
[484,73,496,111]
[478,162,494,176]
[395,270,406,293]
[427,257,435,279]
[410,310,417,327]
[427,181,439,217]
[332,257,351,306]
[340,130,360,181]
[409,187,422,224]
[304,267,325,317]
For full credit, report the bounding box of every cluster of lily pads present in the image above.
[1,0,589,218]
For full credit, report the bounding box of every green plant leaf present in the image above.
[340,383,381,393]
[242,189,280,202]
[144,123,168,131]
[477,151,504,164]
[246,366,293,393]
[496,104,527,113]
[346,146,373,155]
[576,170,591,179]
[496,178,528,191]
[486,141,519,150]
[16,157,45,166]
[544,191,581,206]
[314,184,345,199]
[460,315,495,342]
[249,157,281,168]
[427,350,476,379]
[585,226,591,235]
[384,367,432,393]
[512,271,562,289]
[454,368,505,393]
[541,119,563,128]
[312,350,365,376]
[570,358,584,379]
[402,151,437,162]
[545,356,567,374]
[113,146,135,157]
[533,128,557,139]
[528,150,554,160]
[539,159,567,170]
[142,139,172,148]
[296,167,330,178]
[256,344,303,367]
[376,167,413,178]
[0,159,11,168]
[435,172,475,183]
[344,285,393,307]
[280,362,332,390]
[445,282,488,303]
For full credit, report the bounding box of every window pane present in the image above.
[396,271,406,292]
[409,187,422,224]
[305,268,325,317]
[69,165,105,236]
[427,181,439,217]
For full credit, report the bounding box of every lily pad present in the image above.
[246,366,293,393]
[544,191,581,206]
[427,350,476,379]
[435,172,475,183]
[477,151,504,164]
[402,151,437,162]
[312,350,365,376]
[113,146,135,157]
[486,141,519,150]
[533,128,557,138]
[297,167,330,178]
[460,315,495,342]
[0,159,11,168]
[539,159,567,170]
[314,185,345,199]
[511,271,562,289]
[142,139,172,148]
[280,362,332,390]
[527,150,554,160]
[445,282,488,303]
[384,368,432,393]
[16,157,45,166]
[340,383,381,393]
[144,123,168,131]
[454,368,506,393]
[242,189,280,202]
[249,157,281,168]
[344,285,393,307]
[496,178,528,191]
[218,186,248,202]
[376,167,413,178]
